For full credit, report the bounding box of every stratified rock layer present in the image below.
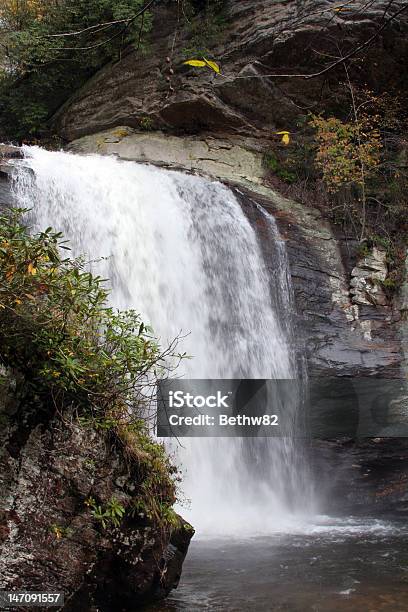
[55,1,408,141]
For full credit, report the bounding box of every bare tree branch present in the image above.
[44,20,132,39]
[47,0,157,51]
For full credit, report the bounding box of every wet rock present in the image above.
[0,145,22,160]
[0,379,193,610]
[312,438,408,516]
[0,146,22,182]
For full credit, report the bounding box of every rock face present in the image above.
[350,248,388,306]
[55,0,408,141]
[0,145,22,160]
[0,145,22,182]
[312,437,408,517]
[0,374,193,610]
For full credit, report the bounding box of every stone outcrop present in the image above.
[68,128,266,185]
[0,373,193,611]
[312,437,408,517]
[54,1,408,141]
[350,248,388,306]
[0,145,22,160]
[0,145,22,182]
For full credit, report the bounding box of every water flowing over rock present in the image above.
[68,129,404,379]
[10,146,314,534]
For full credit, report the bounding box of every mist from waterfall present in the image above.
[12,146,315,535]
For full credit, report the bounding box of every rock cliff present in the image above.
[55,0,408,141]
[0,371,193,610]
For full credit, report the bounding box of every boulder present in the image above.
[0,145,22,160]
[0,374,193,611]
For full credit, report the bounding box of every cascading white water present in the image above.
[12,146,314,535]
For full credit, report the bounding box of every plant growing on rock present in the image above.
[306,81,408,278]
[50,524,72,539]
[85,496,126,530]
[310,106,382,242]
[139,116,154,131]
[310,114,382,195]
[0,209,186,530]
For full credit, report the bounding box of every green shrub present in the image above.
[139,116,154,131]
[309,114,382,194]
[0,0,153,140]
[0,209,185,529]
[263,152,296,184]
[0,209,176,408]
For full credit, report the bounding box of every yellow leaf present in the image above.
[183,59,207,68]
[276,131,290,145]
[14,298,22,305]
[27,262,37,275]
[5,267,15,281]
[203,58,221,73]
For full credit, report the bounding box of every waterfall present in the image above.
[12,146,314,535]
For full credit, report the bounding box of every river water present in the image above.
[149,518,408,611]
